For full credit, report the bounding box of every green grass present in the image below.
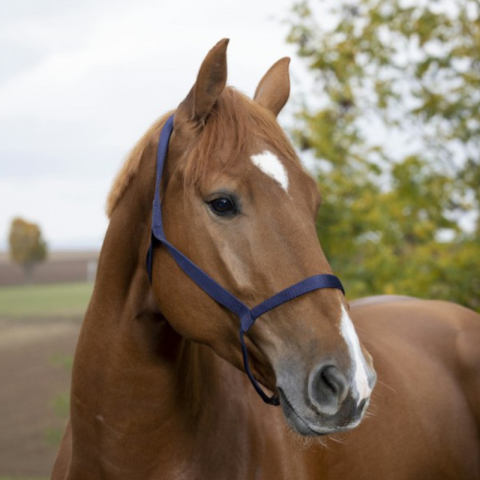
[0,282,93,318]
[0,478,48,480]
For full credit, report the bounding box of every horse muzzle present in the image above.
[277,361,377,436]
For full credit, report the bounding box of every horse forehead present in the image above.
[247,148,319,205]
[250,150,289,192]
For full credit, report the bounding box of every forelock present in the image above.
[182,87,298,187]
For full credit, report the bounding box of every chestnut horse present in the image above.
[52,39,480,479]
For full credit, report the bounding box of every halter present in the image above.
[147,114,345,406]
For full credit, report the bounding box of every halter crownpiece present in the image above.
[147,114,345,406]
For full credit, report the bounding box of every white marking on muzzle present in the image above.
[250,151,289,192]
[340,303,372,403]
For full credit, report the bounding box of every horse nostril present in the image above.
[309,364,348,416]
[322,368,338,395]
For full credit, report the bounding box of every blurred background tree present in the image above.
[287,0,480,310]
[9,217,48,284]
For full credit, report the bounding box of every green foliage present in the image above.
[50,353,74,371]
[288,0,480,310]
[45,355,73,448]
[8,218,47,283]
[45,392,70,447]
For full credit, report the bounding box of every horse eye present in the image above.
[208,197,236,216]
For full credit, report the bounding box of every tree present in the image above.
[287,0,480,310]
[9,217,47,284]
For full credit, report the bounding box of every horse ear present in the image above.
[254,57,291,116]
[176,39,229,126]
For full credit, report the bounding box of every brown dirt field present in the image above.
[0,316,81,478]
[0,251,99,287]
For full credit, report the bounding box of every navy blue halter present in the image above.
[147,114,345,406]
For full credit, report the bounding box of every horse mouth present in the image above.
[277,388,364,437]
[277,388,331,436]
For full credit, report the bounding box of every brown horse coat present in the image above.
[52,40,480,480]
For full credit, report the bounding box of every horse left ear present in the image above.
[176,38,229,126]
[254,57,291,117]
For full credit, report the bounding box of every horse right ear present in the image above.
[254,57,290,117]
[175,39,229,127]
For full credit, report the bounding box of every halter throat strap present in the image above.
[147,114,345,406]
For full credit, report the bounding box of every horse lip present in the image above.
[277,388,331,437]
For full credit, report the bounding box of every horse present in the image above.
[52,39,480,479]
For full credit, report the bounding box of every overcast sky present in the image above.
[0,0,305,250]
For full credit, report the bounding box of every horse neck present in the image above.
[69,147,257,476]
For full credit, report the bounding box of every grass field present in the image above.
[0,478,48,480]
[0,282,93,318]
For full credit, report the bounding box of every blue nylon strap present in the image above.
[147,114,345,406]
[248,274,344,330]
[151,114,174,241]
[240,329,275,404]
[164,239,250,319]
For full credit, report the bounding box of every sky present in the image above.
[0,0,305,250]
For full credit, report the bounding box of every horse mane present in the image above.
[106,87,298,218]
[106,112,172,218]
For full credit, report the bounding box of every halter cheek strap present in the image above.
[147,114,345,406]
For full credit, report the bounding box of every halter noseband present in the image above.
[147,114,345,406]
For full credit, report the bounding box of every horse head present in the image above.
[150,39,376,436]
